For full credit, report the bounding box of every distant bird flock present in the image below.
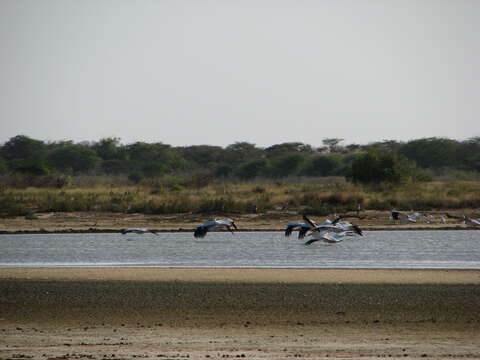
[118,210,479,245]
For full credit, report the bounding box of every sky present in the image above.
[0,0,479,148]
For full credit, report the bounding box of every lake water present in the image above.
[0,230,479,269]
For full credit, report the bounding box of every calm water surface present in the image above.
[0,230,479,269]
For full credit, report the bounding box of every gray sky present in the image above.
[1,0,479,148]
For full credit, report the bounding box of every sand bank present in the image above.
[1,268,480,359]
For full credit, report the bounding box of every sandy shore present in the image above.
[0,210,476,233]
[1,268,480,359]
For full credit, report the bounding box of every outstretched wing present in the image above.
[304,238,321,246]
[302,214,317,228]
[194,225,208,238]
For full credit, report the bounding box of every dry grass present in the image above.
[1,181,480,218]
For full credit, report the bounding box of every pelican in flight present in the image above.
[301,214,363,246]
[304,230,353,245]
[284,222,312,239]
[284,217,334,239]
[194,218,237,238]
[120,228,159,235]
[303,214,363,236]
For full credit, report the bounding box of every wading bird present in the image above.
[194,218,237,238]
[390,211,432,223]
[120,228,159,235]
[446,213,480,226]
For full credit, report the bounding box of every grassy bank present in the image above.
[1,180,480,218]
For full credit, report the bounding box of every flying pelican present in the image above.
[120,228,159,235]
[284,222,312,239]
[304,230,353,245]
[194,218,237,238]
[303,214,363,236]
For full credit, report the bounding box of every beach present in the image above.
[1,268,480,359]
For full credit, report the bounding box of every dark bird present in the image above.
[120,228,159,235]
[194,218,237,238]
[284,222,312,239]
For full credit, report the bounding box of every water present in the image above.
[0,230,479,269]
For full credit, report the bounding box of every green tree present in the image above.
[269,153,309,178]
[48,144,100,173]
[0,135,49,173]
[235,159,270,180]
[322,138,344,153]
[346,150,416,184]
[399,137,458,169]
[302,155,342,177]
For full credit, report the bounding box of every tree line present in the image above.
[0,135,479,187]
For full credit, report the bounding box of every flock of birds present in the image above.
[119,210,479,245]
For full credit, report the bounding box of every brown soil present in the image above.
[0,209,475,233]
[1,268,480,359]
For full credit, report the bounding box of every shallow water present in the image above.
[0,230,479,269]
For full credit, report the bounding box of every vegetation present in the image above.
[1,181,480,218]
[1,135,479,183]
[0,135,479,218]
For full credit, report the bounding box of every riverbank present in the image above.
[1,268,480,359]
[0,210,476,233]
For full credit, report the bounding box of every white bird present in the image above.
[390,211,430,223]
[304,230,354,245]
[303,214,363,236]
[120,228,159,235]
[464,216,480,227]
[194,218,237,238]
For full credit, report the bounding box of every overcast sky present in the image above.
[0,0,478,148]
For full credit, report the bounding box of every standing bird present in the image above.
[194,218,237,238]
[446,213,480,226]
[390,211,429,223]
[464,216,480,227]
[120,228,159,235]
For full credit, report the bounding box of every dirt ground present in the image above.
[0,209,475,233]
[1,268,480,360]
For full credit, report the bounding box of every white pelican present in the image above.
[464,216,480,227]
[390,211,430,223]
[120,228,159,235]
[446,213,480,226]
[303,214,363,236]
[194,218,237,238]
[304,230,353,245]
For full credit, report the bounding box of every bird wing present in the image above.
[304,238,321,246]
[302,214,318,228]
[284,223,301,237]
[321,231,346,243]
[194,225,209,238]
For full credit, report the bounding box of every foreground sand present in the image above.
[1,268,480,359]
